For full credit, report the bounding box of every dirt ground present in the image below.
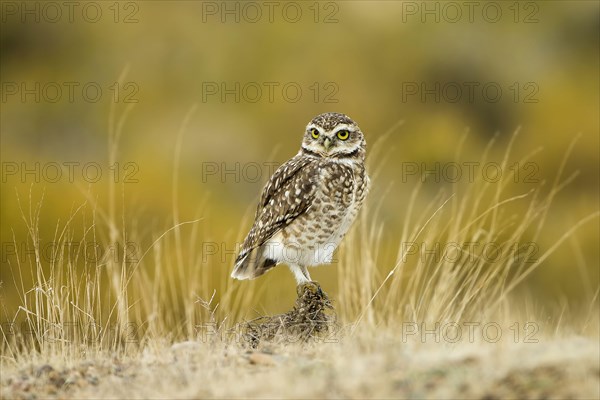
[2,334,598,400]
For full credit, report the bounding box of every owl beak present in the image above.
[323,137,332,151]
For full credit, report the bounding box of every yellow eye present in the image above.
[310,128,319,139]
[337,130,349,140]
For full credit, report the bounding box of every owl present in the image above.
[231,112,369,285]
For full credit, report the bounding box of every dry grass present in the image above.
[1,105,598,398]
[241,281,337,348]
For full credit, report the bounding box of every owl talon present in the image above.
[315,284,327,299]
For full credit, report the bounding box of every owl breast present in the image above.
[265,159,369,267]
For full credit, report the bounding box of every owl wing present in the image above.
[234,155,319,266]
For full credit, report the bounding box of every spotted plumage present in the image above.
[232,112,370,284]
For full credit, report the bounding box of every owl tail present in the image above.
[231,245,277,280]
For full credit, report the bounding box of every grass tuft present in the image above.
[241,281,337,348]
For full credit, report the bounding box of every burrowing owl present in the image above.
[232,112,369,284]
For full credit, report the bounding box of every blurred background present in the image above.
[1,1,598,322]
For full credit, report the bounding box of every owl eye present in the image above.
[310,128,319,139]
[337,130,350,140]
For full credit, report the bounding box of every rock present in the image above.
[248,352,278,366]
[34,364,54,378]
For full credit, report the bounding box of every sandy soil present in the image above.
[2,334,598,399]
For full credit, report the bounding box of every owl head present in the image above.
[301,112,366,161]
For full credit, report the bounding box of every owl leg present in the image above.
[289,264,311,284]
